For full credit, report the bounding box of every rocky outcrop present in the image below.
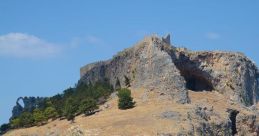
[65,126,85,136]
[174,49,259,106]
[80,34,259,106]
[236,112,259,135]
[80,35,189,104]
[10,97,45,119]
[184,105,232,136]
[176,105,259,136]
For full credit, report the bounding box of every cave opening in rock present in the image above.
[181,70,213,91]
[228,109,239,135]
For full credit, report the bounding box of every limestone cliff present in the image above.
[80,35,259,106]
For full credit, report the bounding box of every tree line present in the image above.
[1,79,135,135]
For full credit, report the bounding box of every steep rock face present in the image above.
[80,36,189,104]
[80,35,259,106]
[174,49,259,106]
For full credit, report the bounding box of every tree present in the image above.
[0,123,10,134]
[44,107,58,120]
[79,98,98,116]
[117,88,135,109]
[64,97,78,123]
[50,94,64,117]
[19,112,34,127]
[10,118,21,128]
[63,88,74,98]
[33,109,46,126]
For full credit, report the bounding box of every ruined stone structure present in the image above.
[80,35,259,106]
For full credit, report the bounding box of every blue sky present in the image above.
[0,0,259,124]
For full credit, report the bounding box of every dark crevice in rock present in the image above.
[181,70,213,91]
[227,109,239,135]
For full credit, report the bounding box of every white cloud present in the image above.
[85,35,103,45]
[206,32,220,40]
[0,33,60,58]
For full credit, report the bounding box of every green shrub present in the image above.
[64,97,78,122]
[10,118,21,128]
[19,112,34,127]
[117,88,135,109]
[44,107,58,120]
[33,109,46,125]
[79,98,98,116]
[0,123,10,134]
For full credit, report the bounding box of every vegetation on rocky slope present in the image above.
[0,81,114,134]
[117,88,135,109]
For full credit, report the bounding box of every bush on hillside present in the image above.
[10,118,21,128]
[33,109,47,126]
[19,112,34,127]
[0,123,10,134]
[44,107,58,120]
[79,98,98,116]
[117,88,135,109]
[64,97,78,122]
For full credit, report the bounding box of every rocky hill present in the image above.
[80,34,259,106]
[5,34,259,136]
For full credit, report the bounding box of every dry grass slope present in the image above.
[5,88,257,136]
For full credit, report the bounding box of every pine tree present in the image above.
[0,123,10,134]
[79,98,98,116]
[64,97,78,123]
[44,107,58,120]
[117,88,135,109]
[33,109,46,126]
[10,118,21,128]
[19,112,34,127]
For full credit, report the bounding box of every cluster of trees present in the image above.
[1,80,136,134]
[10,100,58,128]
[6,81,113,130]
[53,81,113,122]
[0,123,10,135]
